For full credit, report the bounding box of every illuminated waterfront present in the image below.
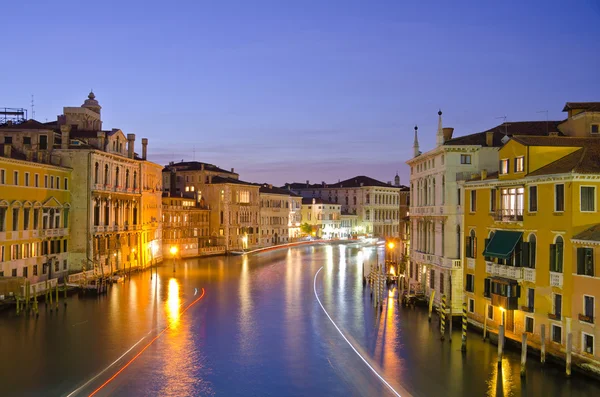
[1,243,598,396]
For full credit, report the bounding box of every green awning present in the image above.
[483,231,523,260]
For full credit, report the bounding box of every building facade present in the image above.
[285,175,401,238]
[162,193,211,258]
[259,184,293,246]
[0,153,71,282]
[464,104,600,365]
[301,198,341,239]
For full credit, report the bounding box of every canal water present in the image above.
[1,243,599,396]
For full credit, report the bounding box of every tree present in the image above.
[300,222,313,236]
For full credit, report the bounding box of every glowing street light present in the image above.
[170,246,178,256]
[387,241,395,250]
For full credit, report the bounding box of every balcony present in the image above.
[523,268,536,283]
[550,272,563,288]
[548,312,561,321]
[494,209,524,222]
[521,306,534,313]
[579,314,594,324]
[486,262,523,281]
[491,294,518,310]
[41,228,68,237]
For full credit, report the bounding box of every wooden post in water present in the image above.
[448,302,453,342]
[521,332,527,377]
[25,281,30,312]
[497,325,505,364]
[49,281,53,307]
[461,302,468,352]
[33,285,39,315]
[428,290,435,322]
[566,332,572,376]
[64,282,68,306]
[55,282,59,310]
[16,296,20,315]
[483,304,488,340]
[45,280,49,304]
[440,295,447,341]
[540,324,546,364]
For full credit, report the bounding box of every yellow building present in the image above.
[464,134,600,364]
[0,150,71,283]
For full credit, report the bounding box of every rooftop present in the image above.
[562,102,600,112]
[444,121,564,147]
[163,161,237,175]
[573,224,600,242]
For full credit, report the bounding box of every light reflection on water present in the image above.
[166,278,180,330]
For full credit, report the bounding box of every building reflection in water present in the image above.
[238,255,256,359]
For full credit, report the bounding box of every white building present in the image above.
[301,198,341,239]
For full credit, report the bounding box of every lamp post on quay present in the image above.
[170,245,178,273]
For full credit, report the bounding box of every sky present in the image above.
[2,0,600,186]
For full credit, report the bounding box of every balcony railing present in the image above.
[486,262,523,281]
[521,306,534,313]
[494,209,524,222]
[523,268,536,283]
[579,314,594,324]
[491,294,518,310]
[550,272,563,288]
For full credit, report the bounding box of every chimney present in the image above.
[3,144,11,157]
[312,198,316,205]
[485,131,494,147]
[96,131,106,151]
[231,168,234,173]
[306,180,309,187]
[481,169,487,180]
[442,127,454,142]
[201,163,204,170]
[322,181,325,187]
[60,125,71,149]
[141,138,148,160]
[127,133,135,159]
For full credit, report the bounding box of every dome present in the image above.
[82,90,101,113]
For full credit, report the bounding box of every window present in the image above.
[25,172,30,187]
[584,295,595,320]
[12,208,19,231]
[64,178,68,190]
[522,234,536,268]
[555,184,565,212]
[39,135,48,150]
[550,236,564,273]
[500,159,509,174]
[22,266,28,278]
[4,136,12,144]
[554,293,562,318]
[470,190,476,212]
[0,169,4,184]
[466,298,474,313]
[577,247,594,276]
[34,174,39,187]
[460,154,471,164]
[430,269,435,289]
[529,186,537,212]
[457,188,461,206]
[551,324,562,344]
[499,187,524,220]
[440,272,444,295]
[0,207,5,232]
[33,264,38,276]
[487,305,494,320]
[527,288,535,309]
[490,189,496,212]
[13,171,18,185]
[466,229,477,259]
[466,274,474,292]
[591,124,599,134]
[44,175,48,188]
[525,317,534,333]
[583,333,595,354]
[50,176,54,189]
[484,278,491,297]
[23,208,30,230]
[515,156,524,172]
[581,186,596,212]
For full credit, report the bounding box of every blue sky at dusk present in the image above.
[3,0,599,186]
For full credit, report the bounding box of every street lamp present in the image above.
[170,245,178,273]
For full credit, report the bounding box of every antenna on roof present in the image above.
[537,110,549,135]
[31,94,35,120]
[496,115,508,136]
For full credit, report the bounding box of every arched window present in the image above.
[365,209,370,221]
[104,165,109,185]
[456,225,461,258]
[94,162,99,184]
[551,235,564,272]
[526,234,536,269]
[433,177,436,206]
[133,171,137,189]
[125,170,130,189]
[115,167,120,187]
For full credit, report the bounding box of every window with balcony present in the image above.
[581,295,595,324]
[555,184,565,212]
[466,229,477,258]
[581,186,596,212]
[466,274,474,292]
[514,156,524,172]
[522,234,536,268]
[12,208,19,231]
[550,236,564,273]
[498,187,524,221]
[577,247,594,276]
[529,186,537,212]
[525,317,534,333]
[500,159,509,174]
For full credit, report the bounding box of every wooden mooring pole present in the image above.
[566,332,572,377]
[461,302,467,352]
[440,295,447,341]
[521,332,527,377]
[497,325,505,364]
[540,324,546,364]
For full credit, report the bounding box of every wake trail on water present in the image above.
[313,266,411,397]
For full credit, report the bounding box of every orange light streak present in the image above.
[88,288,206,397]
